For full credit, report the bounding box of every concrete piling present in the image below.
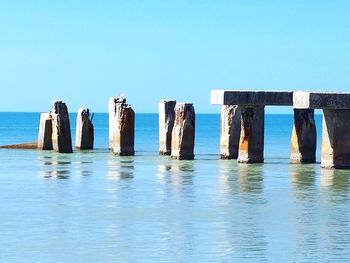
[290,109,316,163]
[75,108,94,150]
[321,109,350,169]
[109,96,135,156]
[220,105,241,159]
[237,106,265,163]
[51,100,73,153]
[171,103,195,160]
[159,100,176,155]
[38,113,53,150]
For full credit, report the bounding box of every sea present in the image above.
[0,112,350,262]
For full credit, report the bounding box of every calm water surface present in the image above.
[0,113,349,262]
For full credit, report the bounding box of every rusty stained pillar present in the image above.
[75,108,94,150]
[321,109,350,169]
[171,103,195,160]
[159,100,176,155]
[37,112,53,150]
[237,106,265,163]
[220,105,241,159]
[51,100,73,153]
[290,109,316,163]
[109,97,135,156]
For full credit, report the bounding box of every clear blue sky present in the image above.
[0,0,349,113]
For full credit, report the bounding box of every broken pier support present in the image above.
[75,108,94,150]
[109,97,135,156]
[237,106,265,163]
[159,100,176,155]
[51,100,73,153]
[38,112,53,150]
[290,109,316,163]
[321,109,350,169]
[220,105,241,159]
[171,103,195,160]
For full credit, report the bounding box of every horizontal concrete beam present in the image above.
[293,91,350,109]
[211,90,293,106]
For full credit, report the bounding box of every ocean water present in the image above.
[0,112,350,262]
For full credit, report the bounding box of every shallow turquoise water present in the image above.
[0,113,349,262]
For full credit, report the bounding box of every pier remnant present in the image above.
[293,91,350,169]
[75,108,94,150]
[321,110,350,169]
[109,96,135,156]
[159,100,176,155]
[290,109,316,163]
[211,90,293,163]
[237,106,265,163]
[220,105,241,159]
[171,103,195,160]
[38,113,53,150]
[51,100,73,153]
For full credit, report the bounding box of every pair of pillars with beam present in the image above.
[220,105,316,164]
[293,108,350,169]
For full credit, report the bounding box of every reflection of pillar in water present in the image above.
[237,163,264,192]
[290,164,316,188]
[107,156,134,180]
[320,169,349,191]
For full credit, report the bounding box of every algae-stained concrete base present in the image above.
[220,105,241,159]
[290,109,316,163]
[211,90,293,106]
[237,106,265,163]
[109,97,135,156]
[321,109,350,169]
[159,100,176,155]
[171,103,195,160]
[51,100,73,153]
[38,112,53,150]
[75,108,94,150]
[0,142,38,149]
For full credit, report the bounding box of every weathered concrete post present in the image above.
[75,108,94,150]
[37,113,53,150]
[159,100,176,155]
[109,97,135,156]
[220,105,241,159]
[108,97,118,149]
[237,106,265,163]
[321,109,350,169]
[171,103,195,160]
[290,109,316,163]
[51,100,73,153]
